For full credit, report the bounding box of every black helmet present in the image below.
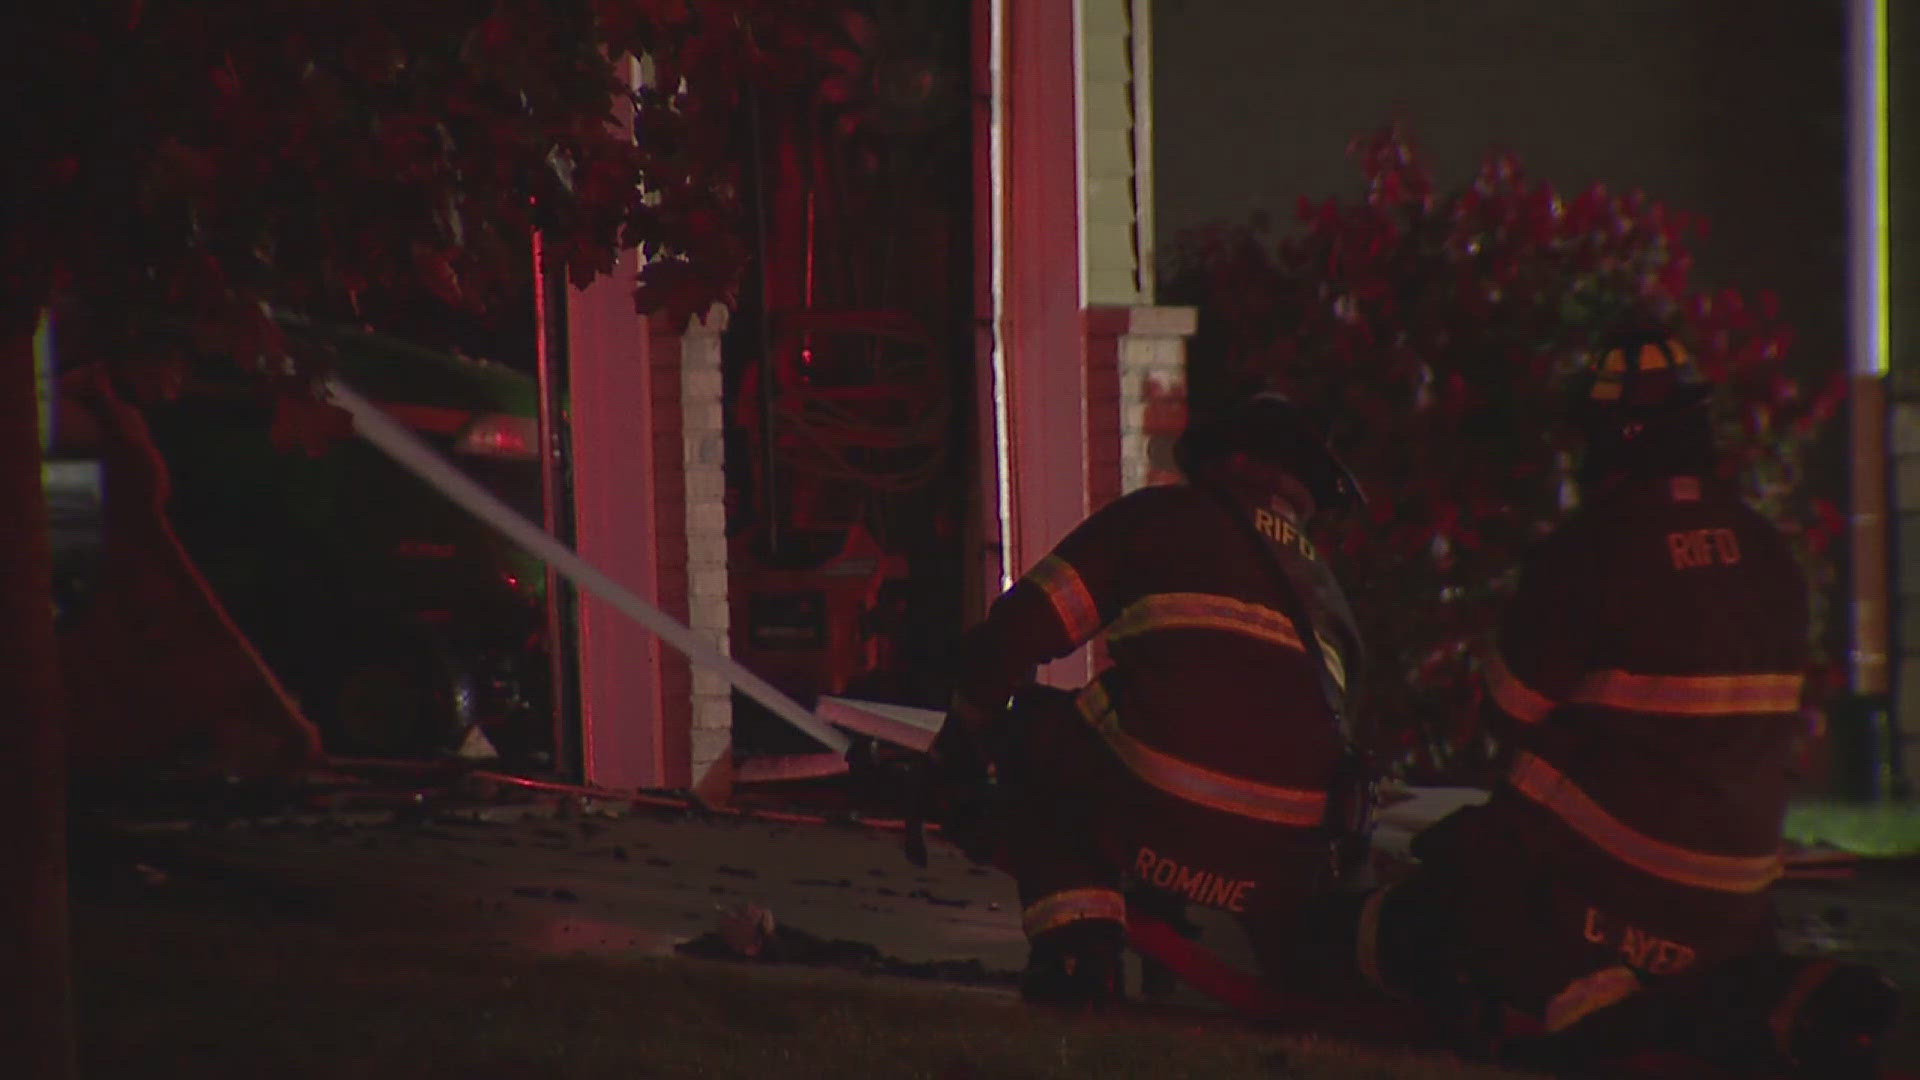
[1576,335,1711,413]
[1573,333,1716,481]
[1174,392,1365,510]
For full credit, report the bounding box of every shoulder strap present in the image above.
[1196,483,1361,733]
[1196,482,1378,856]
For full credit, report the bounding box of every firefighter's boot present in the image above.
[1021,918,1126,1007]
[1767,958,1900,1079]
[1689,954,1901,1079]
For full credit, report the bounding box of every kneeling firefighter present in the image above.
[1279,334,1900,1076]
[917,392,1376,1005]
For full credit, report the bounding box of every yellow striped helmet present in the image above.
[1575,333,1716,481]
[1582,337,1711,411]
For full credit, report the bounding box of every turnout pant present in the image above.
[992,686,1342,974]
[1281,789,1777,1034]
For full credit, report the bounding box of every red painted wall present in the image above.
[1002,0,1087,578]
[569,255,696,790]
[1001,0,1091,687]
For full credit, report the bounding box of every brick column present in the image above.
[1084,304,1195,508]
[675,308,732,783]
[1117,306,1194,494]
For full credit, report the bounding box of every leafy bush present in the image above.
[1163,125,1845,780]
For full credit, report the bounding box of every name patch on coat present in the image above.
[1582,906,1698,976]
[1133,846,1257,912]
[1253,508,1315,560]
[1666,528,1740,570]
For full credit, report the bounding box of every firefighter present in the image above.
[1281,334,1900,1076]
[924,392,1374,1005]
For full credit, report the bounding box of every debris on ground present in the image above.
[676,906,1019,989]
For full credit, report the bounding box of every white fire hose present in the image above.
[325,378,850,757]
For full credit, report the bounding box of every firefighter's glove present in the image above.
[918,706,1005,866]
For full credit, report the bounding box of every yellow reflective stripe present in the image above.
[1315,631,1348,692]
[1105,592,1304,652]
[1568,670,1804,716]
[1077,684,1327,827]
[1024,555,1103,643]
[1021,887,1127,937]
[1545,966,1642,1033]
[1509,751,1783,893]
[1485,649,1557,724]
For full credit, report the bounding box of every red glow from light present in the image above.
[471,426,530,455]
[457,414,539,459]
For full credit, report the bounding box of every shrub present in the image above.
[1163,125,1845,780]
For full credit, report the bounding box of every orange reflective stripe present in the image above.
[1024,555,1103,643]
[1077,684,1327,827]
[1768,958,1840,1057]
[1105,592,1304,652]
[1509,751,1783,893]
[1355,884,1396,994]
[1021,887,1127,937]
[1485,649,1557,724]
[1568,669,1804,716]
[1545,966,1642,1033]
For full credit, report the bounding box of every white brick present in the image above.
[686,540,727,572]
[691,708,731,743]
[1123,306,1198,338]
[682,329,724,361]
[687,547,728,575]
[687,501,727,535]
[682,365,723,398]
[683,400,725,431]
[684,468,726,501]
[1141,371,1184,397]
[686,537,727,567]
[1104,307,1196,494]
[692,685,732,707]
[691,689,733,718]
[689,565,728,600]
[687,433,727,467]
[687,595,727,628]
[691,726,731,765]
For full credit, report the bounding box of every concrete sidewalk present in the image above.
[104,792,1034,975]
[81,770,1920,1074]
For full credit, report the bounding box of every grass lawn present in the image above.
[74,900,1527,1080]
[1784,800,1920,858]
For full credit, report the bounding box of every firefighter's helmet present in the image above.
[1578,335,1711,413]
[1175,391,1366,510]
[1573,333,1716,481]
